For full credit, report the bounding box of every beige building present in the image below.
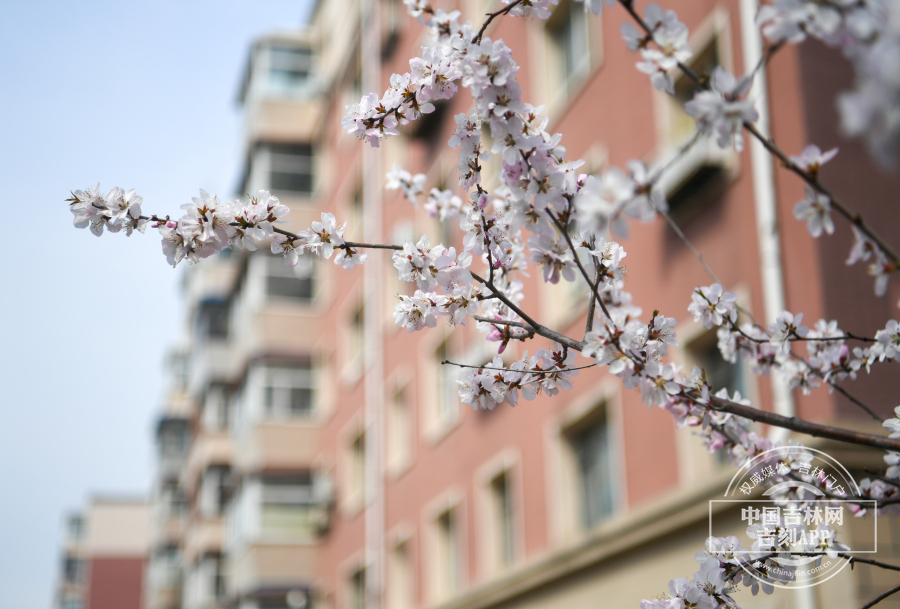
[54,497,151,609]
[143,1,900,609]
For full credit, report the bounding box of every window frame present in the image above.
[259,363,317,421]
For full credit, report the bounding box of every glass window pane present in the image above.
[572,418,614,528]
[290,387,313,417]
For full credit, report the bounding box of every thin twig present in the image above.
[839,554,900,573]
[860,583,900,609]
[656,206,724,286]
[832,384,884,422]
[473,0,526,44]
[442,359,598,374]
[615,0,900,266]
[470,271,584,351]
[473,315,533,330]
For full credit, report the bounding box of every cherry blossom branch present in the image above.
[441,359,598,374]
[470,271,584,351]
[547,208,615,324]
[615,0,900,266]
[584,260,602,338]
[272,226,404,251]
[472,0,525,44]
[864,471,900,490]
[743,121,900,264]
[831,383,884,422]
[860,582,900,609]
[704,392,900,451]
[837,554,900,573]
[473,315,536,341]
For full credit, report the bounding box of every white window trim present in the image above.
[474,448,524,580]
[651,7,739,200]
[422,488,467,604]
[672,283,760,486]
[545,381,627,545]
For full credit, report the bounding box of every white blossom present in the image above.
[793,187,834,237]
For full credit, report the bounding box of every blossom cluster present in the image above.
[758,0,900,166]
[69,1,900,604]
[687,283,900,397]
[620,3,692,94]
[69,185,147,237]
[458,345,578,410]
[70,186,369,271]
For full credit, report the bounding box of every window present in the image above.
[260,474,320,539]
[346,304,365,379]
[158,420,189,457]
[546,0,591,97]
[202,386,231,432]
[389,540,413,609]
[161,483,188,518]
[196,299,229,341]
[669,39,721,146]
[435,508,461,599]
[260,595,312,609]
[167,351,189,391]
[265,44,314,96]
[211,554,226,600]
[262,142,314,196]
[61,596,83,609]
[199,465,231,518]
[155,546,181,586]
[566,411,615,529]
[490,471,515,567]
[261,364,316,419]
[349,566,367,609]
[350,430,367,501]
[436,342,459,428]
[349,182,363,234]
[660,32,731,223]
[387,384,413,474]
[63,556,83,584]
[265,252,315,302]
[687,331,746,400]
[66,515,84,541]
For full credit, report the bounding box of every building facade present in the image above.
[54,497,150,609]
[142,2,900,609]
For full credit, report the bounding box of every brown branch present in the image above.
[839,554,900,573]
[442,359,598,374]
[473,315,533,330]
[742,121,900,264]
[832,384,884,422]
[860,583,900,609]
[473,0,526,44]
[706,393,900,451]
[470,271,584,351]
[615,0,900,266]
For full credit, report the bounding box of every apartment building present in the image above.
[307,1,900,609]
[54,497,150,609]
[142,1,900,609]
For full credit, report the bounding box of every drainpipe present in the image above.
[361,1,385,608]
[739,0,795,437]
[739,3,814,609]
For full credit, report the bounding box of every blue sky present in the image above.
[0,2,312,606]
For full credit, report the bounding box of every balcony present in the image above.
[152,511,186,547]
[227,541,318,599]
[183,432,233,496]
[182,515,225,564]
[234,423,319,472]
[239,33,323,151]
